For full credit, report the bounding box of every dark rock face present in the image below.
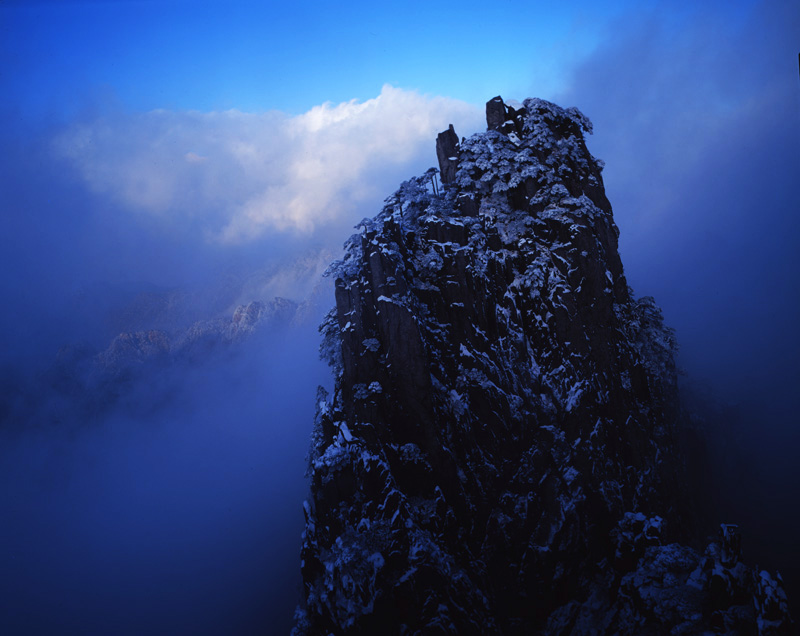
[435,124,460,185]
[485,95,507,131]
[486,94,527,138]
[294,97,792,634]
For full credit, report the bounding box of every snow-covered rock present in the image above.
[294,96,792,634]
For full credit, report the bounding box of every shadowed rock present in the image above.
[486,95,507,131]
[435,124,460,185]
[293,97,793,635]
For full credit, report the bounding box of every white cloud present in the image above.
[184,152,208,164]
[54,85,481,243]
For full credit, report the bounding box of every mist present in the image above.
[0,90,482,632]
[0,321,329,634]
[0,125,333,630]
[559,0,800,608]
[0,154,331,634]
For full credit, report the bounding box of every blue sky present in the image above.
[2,0,789,392]
[0,0,767,252]
[2,0,647,118]
[1,0,799,632]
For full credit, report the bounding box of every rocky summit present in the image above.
[293,97,792,634]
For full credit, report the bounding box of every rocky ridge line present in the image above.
[293,97,792,635]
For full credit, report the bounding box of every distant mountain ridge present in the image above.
[293,97,792,634]
[95,297,298,375]
[0,297,301,431]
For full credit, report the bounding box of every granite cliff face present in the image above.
[294,98,791,634]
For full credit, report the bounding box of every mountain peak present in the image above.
[294,97,792,634]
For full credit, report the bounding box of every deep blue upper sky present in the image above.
[3,0,661,118]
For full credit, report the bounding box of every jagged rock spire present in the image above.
[435,124,459,185]
[485,95,506,130]
[293,97,793,635]
[485,95,526,136]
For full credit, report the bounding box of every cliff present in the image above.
[294,97,791,634]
